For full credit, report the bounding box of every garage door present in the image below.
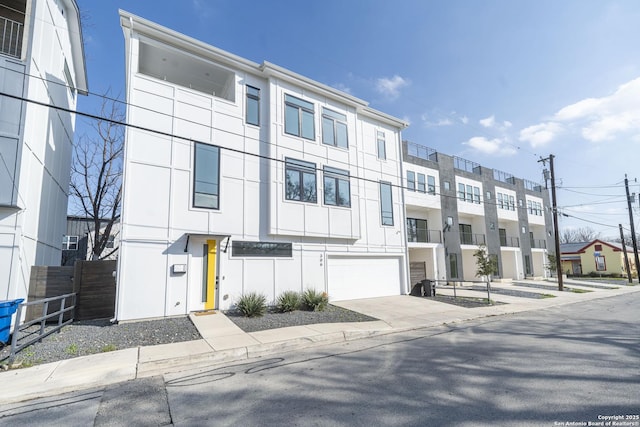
[327,256,403,301]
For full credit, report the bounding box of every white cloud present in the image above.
[460,116,469,124]
[375,75,410,100]
[479,115,496,128]
[503,120,512,128]
[519,122,564,148]
[521,76,640,147]
[463,136,517,156]
[422,116,453,127]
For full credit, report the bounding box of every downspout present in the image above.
[398,138,410,295]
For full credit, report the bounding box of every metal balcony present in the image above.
[407,229,442,244]
[1,16,23,58]
[460,232,486,246]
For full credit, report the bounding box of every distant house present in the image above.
[61,216,120,266]
[560,240,637,277]
[0,0,87,303]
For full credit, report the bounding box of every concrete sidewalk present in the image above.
[1,278,638,405]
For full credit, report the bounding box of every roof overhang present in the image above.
[61,0,88,94]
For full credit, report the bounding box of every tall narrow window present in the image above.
[246,85,260,126]
[459,224,472,245]
[509,195,515,211]
[377,131,386,160]
[380,181,393,226]
[466,185,473,202]
[194,143,220,209]
[322,108,348,148]
[285,158,317,203]
[458,183,465,201]
[427,175,436,195]
[417,173,426,193]
[407,171,415,191]
[285,94,315,139]
[449,253,459,279]
[323,166,350,207]
[473,187,480,204]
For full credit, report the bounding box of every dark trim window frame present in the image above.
[193,142,220,209]
[427,175,436,195]
[380,181,394,226]
[285,158,317,203]
[321,108,348,148]
[323,166,351,207]
[407,171,415,191]
[417,173,426,193]
[245,85,260,126]
[62,235,79,251]
[285,94,315,140]
[407,218,428,242]
[232,241,293,257]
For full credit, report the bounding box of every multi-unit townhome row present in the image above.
[114,11,554,321]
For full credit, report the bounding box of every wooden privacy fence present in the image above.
[27,260,117,322]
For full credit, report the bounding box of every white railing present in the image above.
[1,16,23,58]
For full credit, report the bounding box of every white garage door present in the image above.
[327,256,403,301]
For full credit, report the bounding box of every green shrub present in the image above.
[236,292,267,317]
[301,289,328,312]
[276,291,300,313]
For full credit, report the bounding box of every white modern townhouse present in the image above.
[402,141,553,285]
[116,11,409,320]
[0,0,87,303]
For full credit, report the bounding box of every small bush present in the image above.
[276,291,300,313]
[301,289,328,312]
[236,292,267,317]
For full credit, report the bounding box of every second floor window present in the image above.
[285,94,315,140]
[380,181,393,226]
[322,108,348,148]
[193,143,220,209]
[417,174,426,193]
[285,158,317,203]
[246,85,260,126]
[323,166,350,207]
[428,175,436,195]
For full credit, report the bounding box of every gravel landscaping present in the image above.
[421,295,506,308]
[1,305,377,368]
[467,285,552,299]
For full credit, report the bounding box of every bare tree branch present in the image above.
[69,93,123,260]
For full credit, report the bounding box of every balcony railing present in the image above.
[1,16,23,58]
[460,232,485,246]
[407,229,442,244]
[499,236,520,247]
[531,239,547,249]
[406,141,438,162]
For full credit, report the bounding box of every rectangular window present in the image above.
[62,235,78,251]
[105,235,116,249]
[498,193,504,209]
[509,195,515,211]
[194,143,220,209]
[246,85,260,126]
[473,187,480,204]
[417,174,426,193]
[595,255,606,271]
[407,171,415,191]
[466,185,473,203]
[323,166,350,207]
[377,131,386,160]
[285,158,317,203]
[527,200,533,214]
[322,108,348,148]
[232,241,293,257]
[499,228,507,246]
[449,253,459,279]
[444,181,450,191]
[285,94,315,140]
[407,218,428,242]
[459,224,472,245]
[380,181,393,226]
[458,183,465,201]
[427,175,436,195]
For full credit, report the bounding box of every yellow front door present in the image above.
[205,239,217,310]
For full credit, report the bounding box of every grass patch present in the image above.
[569,288,592,293]
[540,293,556,298]
[101,344,117,353]
[65,343,78,355]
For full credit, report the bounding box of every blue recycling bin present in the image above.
[0,299,24,344]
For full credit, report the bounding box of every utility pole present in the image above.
[539,155,563,291]
[624,175,640,282]
[619,224,632,283]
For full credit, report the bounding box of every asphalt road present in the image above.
[1,292,638,427]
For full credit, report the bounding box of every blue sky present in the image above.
[76,0,640,240]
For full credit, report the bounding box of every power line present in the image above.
[1,90,556,215]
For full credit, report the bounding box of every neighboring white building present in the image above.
[0,0,87,302]
[116,11,408,320]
